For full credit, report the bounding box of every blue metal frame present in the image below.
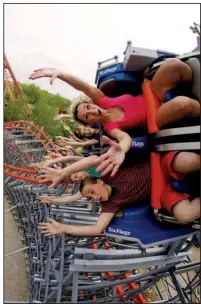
[105,204,198,248]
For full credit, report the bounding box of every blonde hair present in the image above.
[70,93,93,124]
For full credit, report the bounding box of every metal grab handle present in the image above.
[123,40,132,55]
[97,55,118,68]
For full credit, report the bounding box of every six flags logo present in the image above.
[99,66,118,76]
[132,141,145,148]
[108,227,131,236]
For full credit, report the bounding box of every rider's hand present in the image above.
[39,218,65,236]
[54,114,67,121]
[55,139,68,147]
[29,159,53,169]
[39,195,53,205]
[96,136,125,177]
[38,167,64,188]
[29,68,60,85]
[52,163,62,169]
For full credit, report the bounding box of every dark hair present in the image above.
[73,102,88,125]
[74,127,94,140]
[80,176,99,193]
[74,129,84,139]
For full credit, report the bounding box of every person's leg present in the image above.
[156,96,200,128]
[151,58,193,101]
[172,151,200,174]
[172,198,200,223]
[160,152,200,222]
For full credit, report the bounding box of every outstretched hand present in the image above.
[38,167,64,188]
[55,139,68,147]
[29,159,53,169]
[29,68,60,85]
[39,218,64,236]
[39,195,53,205]
[96,136,125,177]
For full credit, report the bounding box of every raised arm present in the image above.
[61,154,98,177]
[110,129,132,153]
[69,131,84,142]
[30,155,84,169]
[62,139,99,148]
[96,133,132,177]
[39,212,114,236]
[62,130,85,143]
[29,68,105,104]
[47,155,83,164]
[39,191,83,205]
[38,155,99,187]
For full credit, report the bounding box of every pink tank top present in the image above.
[97,94,146,134]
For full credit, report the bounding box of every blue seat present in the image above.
[164,84,193,102]
[171,171,200,197]
[95,63,142,97]
[164,57,200,103]
[104,204,197,248]
[91,123,101,129]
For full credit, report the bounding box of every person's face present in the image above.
[80,127,94,137]
[71,171,89,183]
[77,103,105,124]
[82,179,110,201]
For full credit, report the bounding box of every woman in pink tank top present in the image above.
[29,61,200,177]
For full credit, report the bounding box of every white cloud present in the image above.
[4,3,200,99]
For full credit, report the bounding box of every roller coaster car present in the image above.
[105,204,199,248]
[147,52,200,227]
[95,61,143,98]
[98,47,200,244]
[95,43,180,98]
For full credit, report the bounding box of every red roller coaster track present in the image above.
[4,120,67,184]
[4,54,24,99]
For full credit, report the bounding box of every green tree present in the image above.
[4,82,76,140]
[4,97,29,121]
[21,83,41,104]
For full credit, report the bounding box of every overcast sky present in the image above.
[4,4,200,100]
